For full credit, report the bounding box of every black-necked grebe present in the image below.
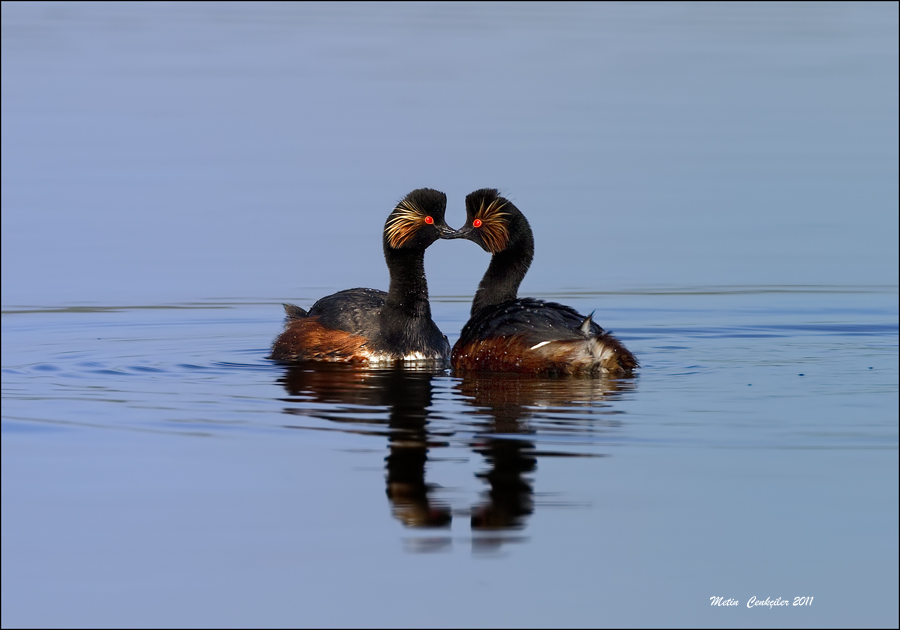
[450,189,638,375]
[269,188,456,364]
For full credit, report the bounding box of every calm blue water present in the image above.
[2,3,898,628]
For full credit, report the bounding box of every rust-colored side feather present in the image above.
[269,317,371,363]
[452,333,638,376]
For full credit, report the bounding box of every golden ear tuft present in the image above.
[474,197,510,253]
[386,199,426,249]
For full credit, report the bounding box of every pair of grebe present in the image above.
[269,188,638,375]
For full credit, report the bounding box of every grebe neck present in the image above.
[383,246,433,322]
[471,229,534,316]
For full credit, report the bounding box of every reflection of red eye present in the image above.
[424,216,434,224]
[473,219,482,228]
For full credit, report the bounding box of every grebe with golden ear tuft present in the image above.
[269,188,457,364]
[449,188,638,376]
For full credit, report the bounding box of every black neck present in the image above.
[471,230,534,316]
[382,245,433,325]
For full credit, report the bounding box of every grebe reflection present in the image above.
[277,364,451,529]
[456,373,636,540]
[275,364,636,551]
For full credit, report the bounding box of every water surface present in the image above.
[2,3,898,628]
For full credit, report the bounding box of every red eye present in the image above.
[472,218,482,228]
[424,216,434,224]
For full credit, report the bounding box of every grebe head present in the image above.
[384,188,457,251]
[454,188,530,254]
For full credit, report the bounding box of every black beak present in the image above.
[437,223,466,239]
[445,222,481,240]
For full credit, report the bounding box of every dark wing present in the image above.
[307,288,387,336]
[459,297,602,346]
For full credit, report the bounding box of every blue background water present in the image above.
[2,2,898,628]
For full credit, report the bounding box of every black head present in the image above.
[452,188,530,254]
[384,188,457,251]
